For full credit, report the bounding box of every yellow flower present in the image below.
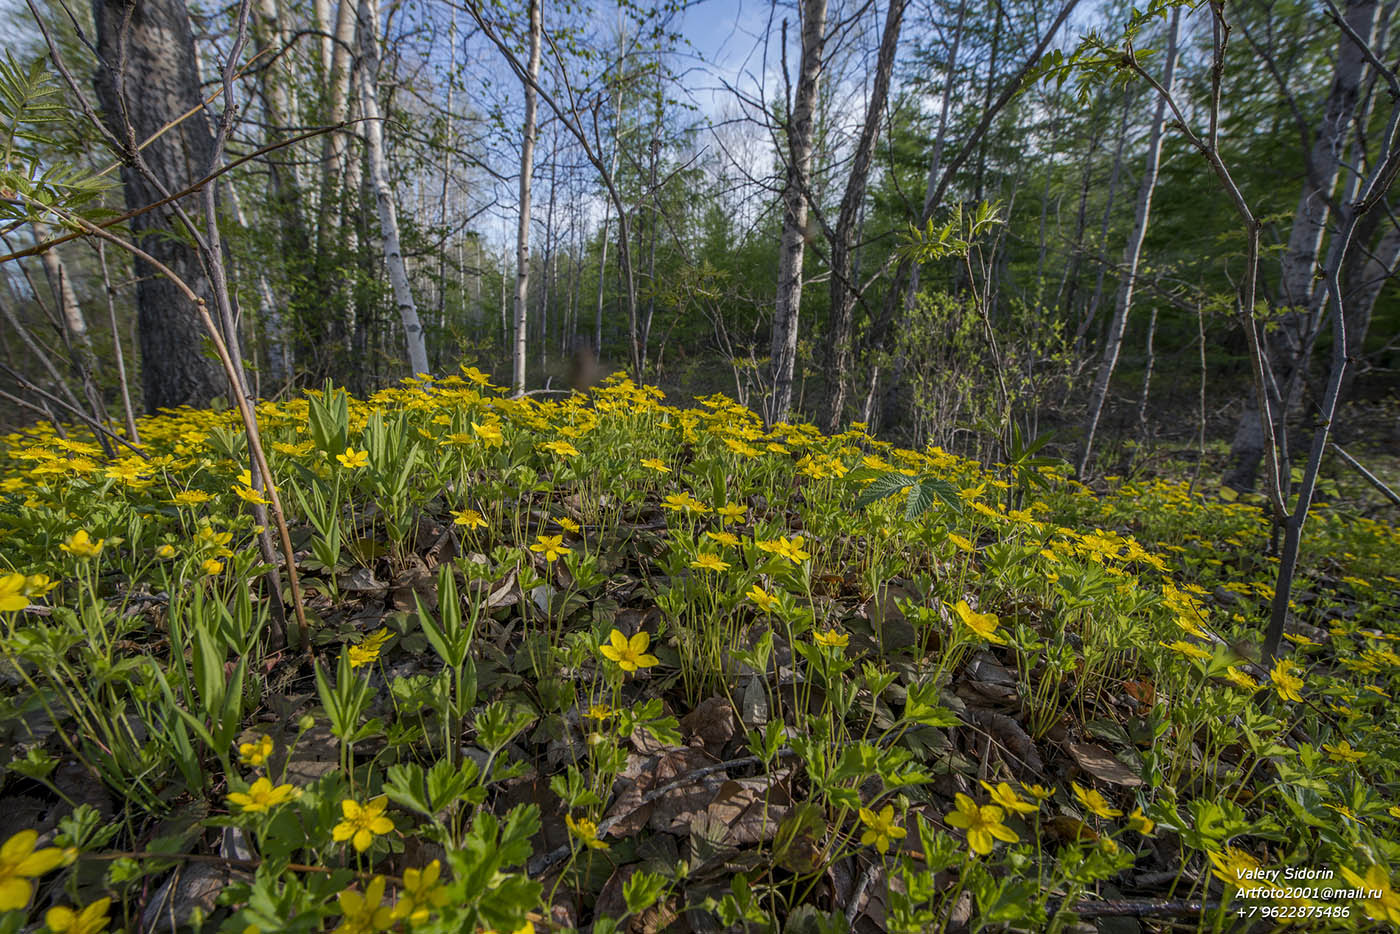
[347,631,391,670]
[661,492,709,514]
[1208,847,1265,887]
[716,502,747,523]
[232,483,271,505]
[1127,808,1155,834]
[705,530,741,547]
[227,777,298,814]
[1324,803,1363,823]
[541,440,580,458]
[953,600,1005,645]
[332,796,394,852]
[0,829,66,910]
[334,875,394,933]
[748,585,780,613]
[392,859,450,925]
[980,781,1038,815]
[690,553,730,572]
[1072,782,1122,819]
[812,628,849,650]
[461,365,492,386]
[1023,783,1054,802]
[169,490,213,506]
[858,804,907,853]
[239,734,274,768]
[1340,864,1400,923]
[21,574,56,598]
[944,793,1017,855]
[586,703,613,722]
[530,534,571,563]
[1224,667,1257,690]
[44,897,111,934]
[1270,659,1304,703]
[452,508,487,529]
[60,530,104,559]
[472,421,503,446]
[565,814,610,850]
[1160,639,1210,661]
[599,629,659,673]
[336,447,369,469]
[640,457,670,473]
[202,558,224,576]
[558,517,580,533]
[155,544,177,560]
[756,535,810,563]
[1322,740,1366,763]
[0,574,28,612]
[947,533,975,553]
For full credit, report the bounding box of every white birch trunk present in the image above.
[356,0,429,376]
[512,0,542,394]
[769,0,829,426]
[1077,4,1179,477]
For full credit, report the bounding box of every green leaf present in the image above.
[853,472,914,509]
[623,869,668,916]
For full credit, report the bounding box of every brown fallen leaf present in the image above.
[680,696,738,753]
[965,707,1044,775]
[1123,680,1155,708]
[603,747,722,837]
[594,864,681,933]
[1066,741,1144,787]
[705,771,793,845]
[142,862,247,932]
[1046,815,1100,843]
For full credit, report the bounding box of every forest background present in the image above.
[0,0,1396,496]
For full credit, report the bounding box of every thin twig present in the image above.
[1329,443,1400,506]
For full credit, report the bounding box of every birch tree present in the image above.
[770,0,829,426]
[356,0,429,376]
[1077,4,1180,477]
[512,0,542,394]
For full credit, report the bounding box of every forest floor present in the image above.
[0,371,1397,933]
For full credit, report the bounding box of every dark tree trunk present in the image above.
[93,0,225,411]
[822,0,906,433]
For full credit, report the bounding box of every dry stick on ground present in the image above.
[43,204,308,650]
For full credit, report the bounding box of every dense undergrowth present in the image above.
[0,370,1397,933]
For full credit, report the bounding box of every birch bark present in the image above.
[357,0,429,376]
[1077,4,1179,477]
[512,0,542,394]
[770,0,829,426]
